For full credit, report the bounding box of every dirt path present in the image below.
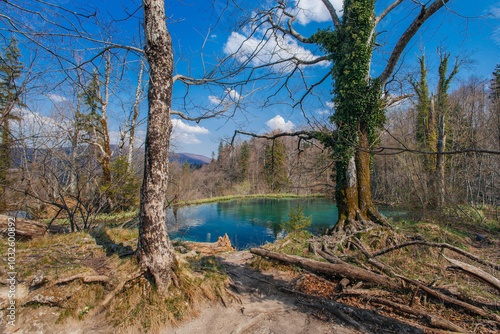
[173,251,356,334]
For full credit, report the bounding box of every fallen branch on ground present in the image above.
[374,241,499,270]
[49,273,110,287]
[366,296,467,333]
[395,274,500,324]
[443,255,500,293]
[250,247,397,288]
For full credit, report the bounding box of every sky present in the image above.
[4,0,500,158]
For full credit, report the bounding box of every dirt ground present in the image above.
[172,251,430,334]
[173,251,355,334]
[1,250,430,334]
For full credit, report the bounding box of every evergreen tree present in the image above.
[489,64,500,149]
[0,38,24,195]
[264,139,289,192]
[238,141,250,182]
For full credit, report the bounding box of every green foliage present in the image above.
[280,204,312,234]
[76,72,102,135]
[264,139,289,192]
[238,141,250,182]
[107,156,140,211]
[490,63,500,101]
[0,38,24,202]
[436,51,459,119]
[311,1,384,188]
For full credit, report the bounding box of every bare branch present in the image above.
[231,129,316,146]
[319,0,342,30]
[375,0,404,26]
[378,0,451,86]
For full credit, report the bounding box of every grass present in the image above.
[178,193,325,207]
[252,213,500,322]
[1,226,230,333]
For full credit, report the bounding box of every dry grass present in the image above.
[0,227,230,333]
[253,216,500,333]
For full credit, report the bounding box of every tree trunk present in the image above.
[334,128,388,233]
[334,156,359,232]
[127,57,145,172]
[435,114,446,207]
[136,0,176,294]
[356,128,380,221]
[100,53,113,209]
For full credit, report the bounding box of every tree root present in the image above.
[365,296,467,333]
[48,273,110,287]
[91,269,145,315]
[251,241,500,332]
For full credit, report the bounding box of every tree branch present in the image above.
[319,0,342,30]
[378,0,451,86]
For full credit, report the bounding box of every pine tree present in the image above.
[238,141,250,182]
[264,139,289,192]
[0,38,24,196]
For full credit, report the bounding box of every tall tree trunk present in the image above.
[100,53,113,209]
[435,115,446,207]
[69,131,78,196]
[335,156,359,232]
[136,0,176,294]
[356,127,382,221]
[127,57,145,171]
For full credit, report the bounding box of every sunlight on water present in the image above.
[166,198,409,250]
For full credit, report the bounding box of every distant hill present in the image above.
[170,152,211,166]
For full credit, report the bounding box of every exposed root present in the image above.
[48,274,110,287]
[91,269,145,315]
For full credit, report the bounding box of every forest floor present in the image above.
[0,206,499,333]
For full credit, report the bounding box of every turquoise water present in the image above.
[166,198,408,250]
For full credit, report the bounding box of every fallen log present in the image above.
[250,247,397,288]
[395,274,500,324]
[366,296,467,333]
[443,255,500,293]
[374,240,499,271]
[0,215,67,240]
[183,233,235,255]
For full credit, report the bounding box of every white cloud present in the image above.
[47,94,68,103]
[209,88,241,105]
[317,109,329,115]
[223,31,329,72]
[172,119,209,134]
[11,107,69,147]
[294,0,343,25]
[226,88,240,101]
[208,95,222,105]
[266,115,295,132]
[326,101,335,109]
[172,118,209,144]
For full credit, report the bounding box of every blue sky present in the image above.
[6,0,500,157]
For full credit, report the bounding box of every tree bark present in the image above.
[435,114,446,207]
[127,57,145,172]
[135,0,176,294]
[250,247,397,288]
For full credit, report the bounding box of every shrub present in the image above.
[281,204,312,234]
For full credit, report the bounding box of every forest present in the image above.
[0,0,499,333]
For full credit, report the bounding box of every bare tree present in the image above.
[228,0,454,232]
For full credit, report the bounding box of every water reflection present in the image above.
[166,198,409,250]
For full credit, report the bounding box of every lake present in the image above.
[166,197,410,250]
